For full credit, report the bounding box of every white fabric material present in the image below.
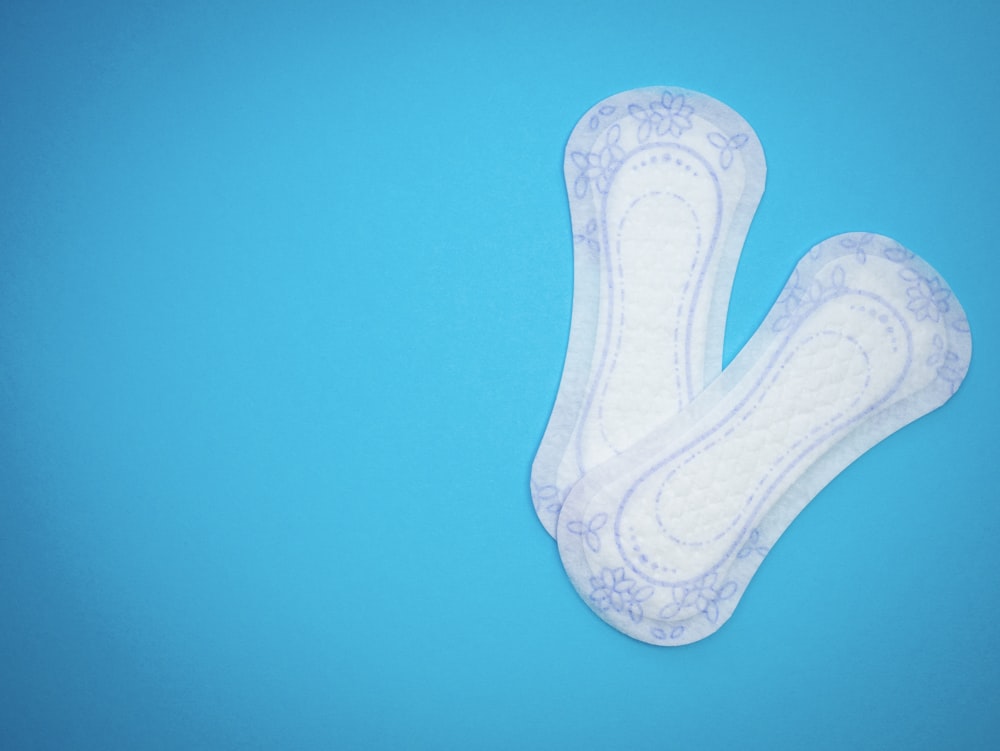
[555,233,972,645]
[530,87,766,537]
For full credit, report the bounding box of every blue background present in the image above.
[2,1,998,748]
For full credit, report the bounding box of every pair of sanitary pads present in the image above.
[530,87,971,646]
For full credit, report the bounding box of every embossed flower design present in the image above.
[928,334,966,389]
[658,91,694,137]
[531,482,563,515]
[707,132,749,170]
[627,90,694,142]
[587,104,617,131]
[839,233,874,264]
[936,350,965,388]
[776,269,804,307]
[570,124,625,198]
[737,528,769,559]
[566,511,607,553]
[773,265,845,333]
[589,567,654,623]
[906,274,951,322]
[659,572,738,625]
[573,218,600,258]
[882,244,914,263]
[773,274,816,331]
[650,624,686,641]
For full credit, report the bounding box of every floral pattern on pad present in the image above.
[589,567,655,624]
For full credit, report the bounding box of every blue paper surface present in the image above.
[1,1,998,749]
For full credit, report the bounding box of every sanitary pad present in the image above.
[530,87,766,536]
[555,233,971,645]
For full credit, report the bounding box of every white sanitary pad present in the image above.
[555,233,972,645]
[530,87,766,537]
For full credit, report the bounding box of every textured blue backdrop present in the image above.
[1,1,997,749]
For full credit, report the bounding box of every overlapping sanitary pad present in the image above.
[555,234,971,645]
[532,87,972,645]
[530,88,766,537]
